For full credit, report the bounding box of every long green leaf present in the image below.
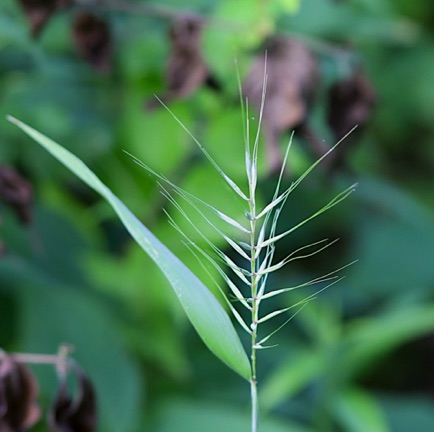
[333,387,388,432]
[8,116,251,381]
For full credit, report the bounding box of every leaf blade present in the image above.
[8,116,251,381]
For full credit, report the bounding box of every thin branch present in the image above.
[1,344,75,372]
[73,0,360,61]
[74,0,209,22]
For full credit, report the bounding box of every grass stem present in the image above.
[248,162,260,432]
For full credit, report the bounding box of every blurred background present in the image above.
[1,0,434,431]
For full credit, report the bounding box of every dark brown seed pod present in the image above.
[72,12,112,73]
[326,68,376,170]
[243,36,324,173]
[0,354,40,431]
[328,68,376,140]
[146,16,220,109]
[0,165,33,224]
[48,364,97,432]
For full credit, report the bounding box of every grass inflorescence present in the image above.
[131,69,356,432]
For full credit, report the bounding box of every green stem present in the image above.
[249,189,259,432]
[251,295,258,432]
[251,374,258,432]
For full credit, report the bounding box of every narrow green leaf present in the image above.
[343,304,434,379]
[260,349,326,411]
[333,387,388,432]
[8,116,251,381]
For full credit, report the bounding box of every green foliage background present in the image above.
[1,0,434,431]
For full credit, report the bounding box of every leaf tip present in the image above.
[6,115,19,124]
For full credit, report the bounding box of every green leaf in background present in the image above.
[260,348,326,411]
[349,177,434,296]
[276,0,300,13]
[153,398,312,432]
[342,305,434,379]
[379,395,434,432]
[203,0,286,78]
[333,387,388,432]
[271,0,301,17]
[8,116,252,381]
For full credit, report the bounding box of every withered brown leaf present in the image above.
[327,68,376,170]
[0,166,33,225]
[243,36,324,173]
[72,12,112,73]
[17,0,70,38]
[0,354,40,431]
[328,68,376,140]
[48,364,97,432]
[146,16,220,109]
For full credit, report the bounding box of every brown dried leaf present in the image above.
[243,36,322,172]
[17,0,70,38]
[327,68,376,140]
[48,365,97,432]
[326,68,376,170]
[72,12,112,73]
[146,16,220,109]
[0,354,40,431]
[0,166,33,224]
